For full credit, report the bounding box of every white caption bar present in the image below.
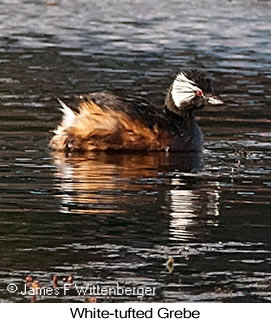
[1,303,270,323]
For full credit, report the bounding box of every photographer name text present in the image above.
[7,283,155,298]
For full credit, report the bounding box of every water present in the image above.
[0,0,271,302]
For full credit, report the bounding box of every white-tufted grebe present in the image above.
[49,69,223,152]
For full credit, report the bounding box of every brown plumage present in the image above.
[50,97,170,152]
[49,69,223,152]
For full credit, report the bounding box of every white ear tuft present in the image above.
[171,72,201,108]
[175,72,195,85]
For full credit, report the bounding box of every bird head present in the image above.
[165,69,223,115]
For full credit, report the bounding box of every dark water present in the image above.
[0,0,271,302]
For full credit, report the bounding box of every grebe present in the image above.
[49,69,223,152]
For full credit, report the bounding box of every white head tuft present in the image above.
[171,72,203,108]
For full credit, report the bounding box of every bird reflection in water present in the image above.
[51,150,220,241]
[168,177,220,241]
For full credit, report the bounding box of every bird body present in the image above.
[50,69,222,153]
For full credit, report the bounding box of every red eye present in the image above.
[196,90,204,97]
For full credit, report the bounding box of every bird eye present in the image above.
[196,90,204,97]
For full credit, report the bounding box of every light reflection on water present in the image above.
[0,0,271,302]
